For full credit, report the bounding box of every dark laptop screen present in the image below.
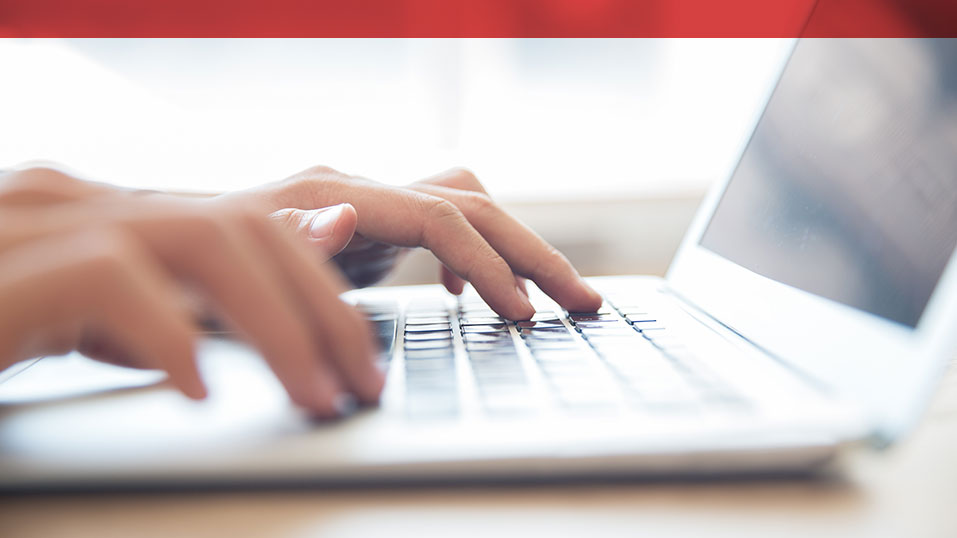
[700,39,957,328]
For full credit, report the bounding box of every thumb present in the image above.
[270,203,358,260]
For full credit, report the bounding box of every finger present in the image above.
[515,276,529,298]
[0,229,205,399]
[128,208,346,416]
[440,264,466,295]
[245,213,384,403]
[308,180,534,319]
[413,184,602,313]
[416,167,488,193]
[77,332,138,367]
[269,203,357,260]
[0,167,115,207]
[418,169,595,310]
[421,170,490,298]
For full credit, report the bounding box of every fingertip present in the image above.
[185,382,209,401]
[351,344,387,404]
[441,266,466,295]
[357,370,386,405]
[170,373,207,401]
[581,280,604,310]
[297,376,348,419]
[509,285,536,320]
[337,202,358,233]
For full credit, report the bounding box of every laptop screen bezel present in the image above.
[665,38,957,444]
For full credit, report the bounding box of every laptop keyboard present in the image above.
[358,293,747,420]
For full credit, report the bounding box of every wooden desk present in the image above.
[3,362,955,538]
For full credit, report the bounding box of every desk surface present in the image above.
[2,362,955,538]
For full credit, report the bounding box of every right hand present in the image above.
[0,168,383,418]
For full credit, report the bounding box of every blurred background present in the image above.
[0,38,793,283]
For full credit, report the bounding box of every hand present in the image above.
[0,168,383,417]
[233,166,603,320]
[267,202,405,288]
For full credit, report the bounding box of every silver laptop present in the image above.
[2,38,956,489]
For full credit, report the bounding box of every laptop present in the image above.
[1,38,956,489]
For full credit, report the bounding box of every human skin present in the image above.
[0,166,601,416]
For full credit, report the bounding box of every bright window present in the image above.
[1,38,793,200]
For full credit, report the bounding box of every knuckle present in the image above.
[450,166,477,181]
[449,167,484,190]
[23,167,72,185]
[534,246,570,280]
[424,197,462,222]
[288,166,357,205]
[1,167,74,197]
[85,229,136,270]
[76,230,141,294]
[269,208,302,232]
[463,191,496,215]
[419,197,464,246]
[305,164,341,177]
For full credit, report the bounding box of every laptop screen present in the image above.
[700,39,957,328]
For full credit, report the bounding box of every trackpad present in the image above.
[0,339,310,464]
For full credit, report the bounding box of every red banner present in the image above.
[0,0,954,37]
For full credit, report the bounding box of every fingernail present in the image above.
[581,278,604,307]
[516,285,535,317]
[309,204,345,239]
[516,280,529,298]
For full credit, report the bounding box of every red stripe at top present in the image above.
[0,0,954,38]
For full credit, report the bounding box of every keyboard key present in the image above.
[574,320,628,329]
[405,394,459,419]
[569,313,618,322]
[404,374,457,393]
[464,342,514,353]
[473,370,527,387]
[469,358,522,372]
[365,313,398,322]
[404,330,453,341]
[530,313,563,322]
[468,346,518,362]
[463,333,512,344]
[578,325,634,336]
[479,388,534,415]
[460,316,505,325]
[537,360,597,377]
[458,310,498,319]
[553,386,617,409]
[525,341,581,352]
[370,318,397,356]
[462,323,508,334]
[356,301,399,315]
[404,348,455,360]
[568,305,614,315]
[521,326,572,336]
[618,307,651,314]
[630,381,700,409]
[407,300,449,311]
[405,323,452,333]
[532,348,586,360]
[624,314,656,323]
[403,358,455,371]
[516,320,565,329]
[632,321,666,332]
[405,316,451,325]
[405,339,453,351]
